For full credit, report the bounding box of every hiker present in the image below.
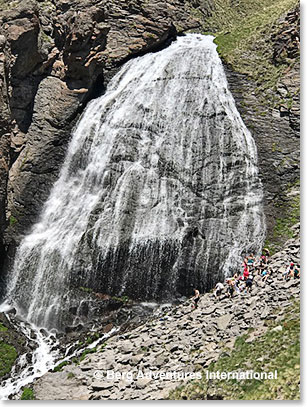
[283,263,295,280]
[245,274,254,293]
[234,276,242,293]
[253,256,261,274]
[247,254,255,271]
[243,265,250,280]
[214,282,224,300]
[256,255,267,275]
[226,278,235,298]
[294,265,300,279]
[192,288,200,309]
[261,268,270,282]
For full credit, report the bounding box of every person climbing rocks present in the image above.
[243,265,250,280]
[256,254,268,275]
[226,279,235,298]
[234,275,242,293]
[294,265,300,279]
[247,254,255,271]
[245,274,254,293]
[261,268,270,282]
[192,288,200,309]
[214,282,224,300]
[283,262,295,280]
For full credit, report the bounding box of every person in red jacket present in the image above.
[243,265,249,280]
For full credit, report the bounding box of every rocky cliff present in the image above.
[0,0,213,275]
[0,1,300,281]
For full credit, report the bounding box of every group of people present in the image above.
[212,249,300,301]
[212,251,268,300]
[191,248,300,308]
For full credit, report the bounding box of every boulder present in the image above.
[217,314,233,330]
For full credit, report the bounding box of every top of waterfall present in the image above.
[160,33,217,52]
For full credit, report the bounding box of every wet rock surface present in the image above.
[32,224,300,400]
[0,0,210,266]
[0,1,300,279]
[0,311,37,381]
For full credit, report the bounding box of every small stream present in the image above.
[0,303,58,400]
[0,301,173,399]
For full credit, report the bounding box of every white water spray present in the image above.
[3,34,264,332]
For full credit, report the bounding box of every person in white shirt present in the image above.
[214,282,224,300]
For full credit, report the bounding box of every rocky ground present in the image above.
[31,223,300,400]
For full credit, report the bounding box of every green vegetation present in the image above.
[194,0,298,105]
[20,387,35,400]
[85,332,100,345]
[9,215,18,226]
[0,341,18,378]
[169,301,300,400]
[0,1,20,11]
[99,343,107,352]
[265,182,300,254]
[111,295,130,303]
[72,357,80,365]
[53,360,71,372]
[67,372,75,379]
[80,347,97,362]
[0,322,8,332]
[39,30,53,45]
[79,286,93,294]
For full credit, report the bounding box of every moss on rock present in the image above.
[265,181,300,254]
[195,0,299,107]
[21,387,35,400]
[0,341,18,378]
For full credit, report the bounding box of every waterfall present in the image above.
[3,34,265,331]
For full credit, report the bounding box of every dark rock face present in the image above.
[225,67,299,235]
[0,312,30,380]
[0,0,211,272]
[272,5,300,133]
[224,5,300,237]
[0,37,10,281]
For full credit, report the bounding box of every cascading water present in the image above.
[2,34,265,331]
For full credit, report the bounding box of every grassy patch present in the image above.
[20,387,35,400]
[80,347,97,362]
[53,360,71,372]
[0,323,8,332]
[111,295,130,303]
[79,286,93,294]
[0,341,18,378]
[265,183,300,254]
[85,332,100,345]
[169,301,300,400]
[9,215,18,226]
[194,0,298,106]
